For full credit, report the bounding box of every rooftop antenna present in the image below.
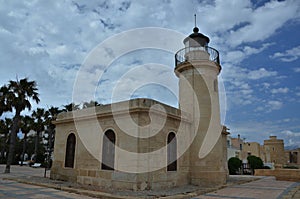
[194,14,197,27]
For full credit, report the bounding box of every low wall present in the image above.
[255,169,300,182]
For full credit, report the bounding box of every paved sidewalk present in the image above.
[0,179,95,199]
[195,177,300,199]
[1,165,299,199]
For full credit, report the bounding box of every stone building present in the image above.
[227,136,241,160]
[285,148,300,167]
[241,142,261,161]
[231,135,244,152]
[263,136,286,166]
[227,135,287,168]
[50,26,228,190]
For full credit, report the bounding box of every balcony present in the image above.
[175,46,220,67]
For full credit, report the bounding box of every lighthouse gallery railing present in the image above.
[175,46,220,66]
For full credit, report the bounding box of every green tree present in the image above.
[44,106,62,168]
[247,155,263,174]
[0,118,12,163]
[228,157,242,175]
[63,103,80,112]
[32,108,47,162]
[82,100,101,109]
[0,85,12,116]
[4,78,40,173]
[20,115,34,166]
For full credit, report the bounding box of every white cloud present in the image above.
[248,68,278,80]
[280,130,300,137]
[293,67,300,72]
[220,64,280,109]
[267,100,283,110]
[285,139,300,148]
[255,100,284,112]
[243,43,273,55]
[262,82,271,89]
[270,45,300,62]
[283,118,291,122]
[270,87,289,94]
[222,65,278,82]
[222,43,273,64]
[280,130,300,147]
[226,0,300,47]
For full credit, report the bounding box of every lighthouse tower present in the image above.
[175,24,227,186]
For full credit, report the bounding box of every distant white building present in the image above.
[227,136,241,160]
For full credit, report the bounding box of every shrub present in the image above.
[247,155,263,174]
[228,157,242,175]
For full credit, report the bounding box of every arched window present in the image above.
[101,130,116,170]
[65,133,76,168]
[167,132,177,171]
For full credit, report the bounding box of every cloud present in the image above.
[280,130,300,147]
[248,68,278,80]
[267,100,283,110]
[255,100,283,112]
[280,130,300,137]
[222,65,278,82]
[222,43,273,64]
[226,0,300,47]
[221,64,279,109]
[270,87,289,94]
[285,139,300,148]
[293,67,300,72]
[270,45,300,62]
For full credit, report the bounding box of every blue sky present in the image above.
[0,0,299,149]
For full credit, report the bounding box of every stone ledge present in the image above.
[255,169,300,182]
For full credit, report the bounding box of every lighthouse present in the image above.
[51,23,228,190]
[175,23,227,186]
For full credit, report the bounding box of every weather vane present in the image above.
[194,14,197,27]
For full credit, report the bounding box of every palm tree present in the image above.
[45,107,61,147]
[32,108,46,162]
[44,106,61,169]
[63,103,80,112]
[0,118,12,163]
[20,115,34,166]
[0,85,12,116]
[4,78,40,173]
[82,100,101,109]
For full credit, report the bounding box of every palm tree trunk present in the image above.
[5,112,20,173]
[20,132,28,166]
[47,128,54,169]
[0,135,6,162]
[34,131,40,162]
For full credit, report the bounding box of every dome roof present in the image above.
[183,27,210,44]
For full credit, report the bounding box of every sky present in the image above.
[0,0,299,149]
